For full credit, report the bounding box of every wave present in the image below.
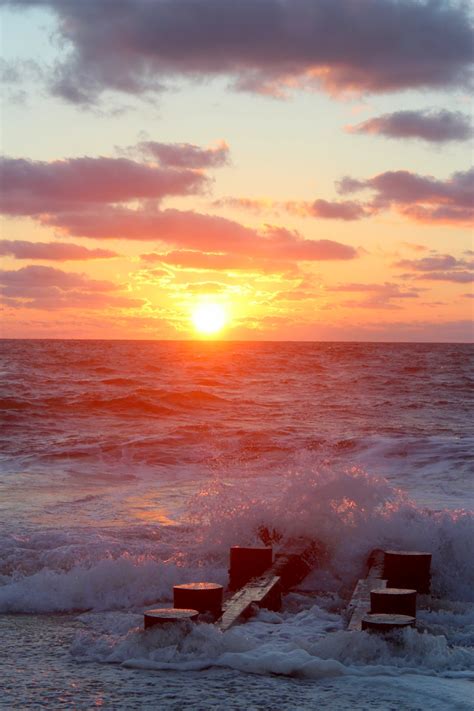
[1,389,230,419]
[1,465,473,614]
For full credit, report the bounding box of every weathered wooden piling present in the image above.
[173,582,224,616]
[383,550,431,594]
[143,608,199,629]
[370,587,417,617]
[229,546,273,590]
[361,613,416,632]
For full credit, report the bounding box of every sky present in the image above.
[0,0,473,341]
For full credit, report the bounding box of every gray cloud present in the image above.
[337,167,474,224]
[2,1,472,103]
[137,141,230,169]
[393,253,474,283]
[347,109,473,143]
[417,271,473,283]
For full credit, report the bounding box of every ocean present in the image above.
[1,339,473,710]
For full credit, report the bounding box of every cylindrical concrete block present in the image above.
[173,582,224,615]
[143,607,199,629]
[229,546,273,590]
[383,551,432,593]
[370,588,417,617]
[361,613,416,633]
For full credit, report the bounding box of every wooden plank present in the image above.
[347,549,387,631]
[217,573,281,631]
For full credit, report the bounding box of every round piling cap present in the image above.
[174,582,223,591]
[173,582,224,615]
[143,607,199,629]
[371,587,417,595]
[384,550,431,558]
[362,613,416,632]
[230,546,273,558]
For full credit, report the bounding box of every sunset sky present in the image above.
[1,0,473,341]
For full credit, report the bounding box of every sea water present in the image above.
[1,340,473,709]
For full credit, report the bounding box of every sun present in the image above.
[191,302,227,335]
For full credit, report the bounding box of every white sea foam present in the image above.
[69,603,474,681]
[1,464,473,614]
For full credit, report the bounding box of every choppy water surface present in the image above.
[1,340,473,709]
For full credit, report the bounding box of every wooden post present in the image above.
[362,613,416,632]
[383,551,431,594]
[229,546,273,590]
[370,587,417,617]
[143,608,199,629]
[173,582,224,616]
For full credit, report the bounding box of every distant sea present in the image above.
[1,340,473,710]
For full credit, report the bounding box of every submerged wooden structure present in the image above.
[347,548,431,633]
[143,540,431,639]
[218,538,324,631]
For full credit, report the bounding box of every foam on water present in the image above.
[67,600,474,681]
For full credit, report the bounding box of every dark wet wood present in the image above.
[347,549,387,631]
[144,607,199,629]
[383,550,432,594]
[361,613,416,632]
[217,574,282,631]
[173,582,224,615]
[370,587,417,617]
[229,546,273,590]
[218,538,324,631]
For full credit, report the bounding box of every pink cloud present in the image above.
[347,109,473,143]
[0,239,119,261]
[394,254,467,272]
[0,155,208,216]
[337,167,474,225]
[6,1,473,103]
[0,145,357,267]
[326,281,420,309]
[214,196,368,221]
[0,265,118,291]
[0,265,144,310]
[416,271,473,283]
[303,199,368,221]
[43,206,357,262]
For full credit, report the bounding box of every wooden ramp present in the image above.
[217,574,281,631]
[217,538,324,632]
[346,549,387,631]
